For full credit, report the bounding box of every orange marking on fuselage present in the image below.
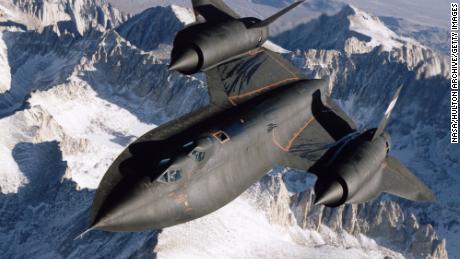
[228,96,238,106]
[228,77,299,105]
[272,129,289,152]
[272,117,315,152]
[248,47,264,56]
[225,48,301,106]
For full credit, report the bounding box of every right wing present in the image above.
[192,0,240,23]
[381,156,435,201]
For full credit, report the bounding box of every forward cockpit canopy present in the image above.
[156,136,215,183]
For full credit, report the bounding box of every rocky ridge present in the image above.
[6,0,125,34]
[247,171,447,258]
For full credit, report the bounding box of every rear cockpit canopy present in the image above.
[158,169,183,183]
[190,150,206,161]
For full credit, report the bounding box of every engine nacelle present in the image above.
[313,130,389,207]
[170,18,269,74]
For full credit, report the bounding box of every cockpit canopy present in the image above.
[158,169,182,183]
[190,150,206,161]
[156,136,215,184]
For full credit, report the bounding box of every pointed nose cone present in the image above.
[314,181,344,206]
[91,214,120,232]
[91,216,126,232]
[89,141,178,232]
[169,48,200,74]
[91,183,155,232]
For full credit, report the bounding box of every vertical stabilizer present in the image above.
[372,86,402,141]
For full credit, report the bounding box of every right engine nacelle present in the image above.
[313,130,389,207]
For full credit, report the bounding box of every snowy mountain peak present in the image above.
[344,5,419,52]
[275,4,448,79]
[275,4,418,53]
[115,5,185,52]
[170,4,195,25]
[1,0,125,35]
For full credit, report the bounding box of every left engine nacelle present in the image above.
[169,18,269,74]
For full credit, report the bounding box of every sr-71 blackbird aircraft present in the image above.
[84,0,434,233]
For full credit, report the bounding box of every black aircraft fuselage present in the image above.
[92,80,327,231]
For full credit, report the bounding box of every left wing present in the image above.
[204,47,307,108]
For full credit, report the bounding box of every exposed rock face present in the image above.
[248,172,447,258]
[10,0,124,34]
[115,5,194,52]
[0,1,454,258]
[78,29,208,124]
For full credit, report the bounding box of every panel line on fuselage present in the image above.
[271,117,316,152]
[247,47,265,56]
[264,49,297,78]
[228,77,299,105]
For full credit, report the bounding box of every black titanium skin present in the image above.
[85,0,434,234]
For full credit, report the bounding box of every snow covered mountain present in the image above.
[1,0,125,34]
[108,0,449,55]
[0,0,454,258]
